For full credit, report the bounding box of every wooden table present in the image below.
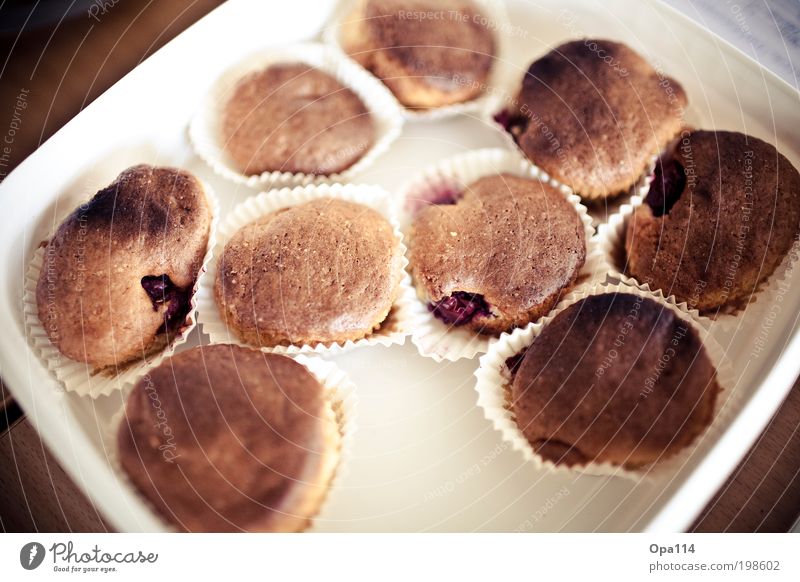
[1,0,798,533]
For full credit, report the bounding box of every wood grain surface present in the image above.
[0,0,798,533]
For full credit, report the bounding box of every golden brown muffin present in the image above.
[215,198,402,347]
[625,130,800,312]
[118,344,340,532]
[341,0,496,109]
[36,165,212,370]
[498,39,687,199]
[511,293,719,469]
[408,174,586,335]
[221,63,375,176]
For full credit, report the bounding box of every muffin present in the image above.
[36,165,212,370]
[215,198,403,347]
[625,130,800,312]
[117,344,340,532]
[340,0,496,109]
[511,292,719,469]
[499,39,687,199]
[408,174,586,335]
[221,63,376,176]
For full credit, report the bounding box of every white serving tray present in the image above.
[1,0,799,532]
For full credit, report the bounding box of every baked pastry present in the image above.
[625,130,800,312]
[36,165,212,369]
[117,344,340,532]
[511,292,719,469]
[221,63,375,176]
[341,0,496,109]
[215,198,402,347]
[498,39,687,199]
[408,174,586,335]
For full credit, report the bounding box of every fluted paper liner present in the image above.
[106,351,357,532]
[23,182,220,398]
[401,148,605,362]
[597,192,800,329]
[323,0,515,121]
[189,42,403,188]
[197,182,419,355]
[474,281,735,481]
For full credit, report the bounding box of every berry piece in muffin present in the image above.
[625,130,800,312]
[408,174,586,335]
[341,0,496,109]
[118,344,340,532]
[501,39,687,199]
[511,293,719,469]
[221,63,375,176]
[215,198,403,347]
[36,165,212,370]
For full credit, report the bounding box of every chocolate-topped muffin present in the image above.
[511,293,719,469]
[221,63,375,176]
[625,130,800,312]
[408,174,586,335]
[36,165,212,369]
[341,0,496,109]
[500,39,686,199]
[118,345,340,532]
[215,198,402,347]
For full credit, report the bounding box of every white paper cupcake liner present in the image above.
[197,182,419,355]
[189,42,403,188]
[400,147,605,362]
[22,182,220,398]
[323,0,515,122]
[474,281,735,482]
[597,193,800,329]
[105,350,357,532]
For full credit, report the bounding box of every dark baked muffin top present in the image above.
[221,63,375,176]
[625,130,800,312]
[409,173,586,335]
[215,198,402,347]
[36,164,212,369]
[506,39,686,198]
[118,345,334,532]
[361,0,495,94]
[511,293,719,469]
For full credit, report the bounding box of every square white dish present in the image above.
[1,0,799,532]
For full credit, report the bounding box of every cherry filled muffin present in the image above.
[118,344,340,532]
[408,174,586,335]
[511,292,719,469]
[36,165,212,370]
[625,130,800,312]
[340,0,496,109]
[221,63,375,176]
[498,39,687,199]
[215,198,403,347]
